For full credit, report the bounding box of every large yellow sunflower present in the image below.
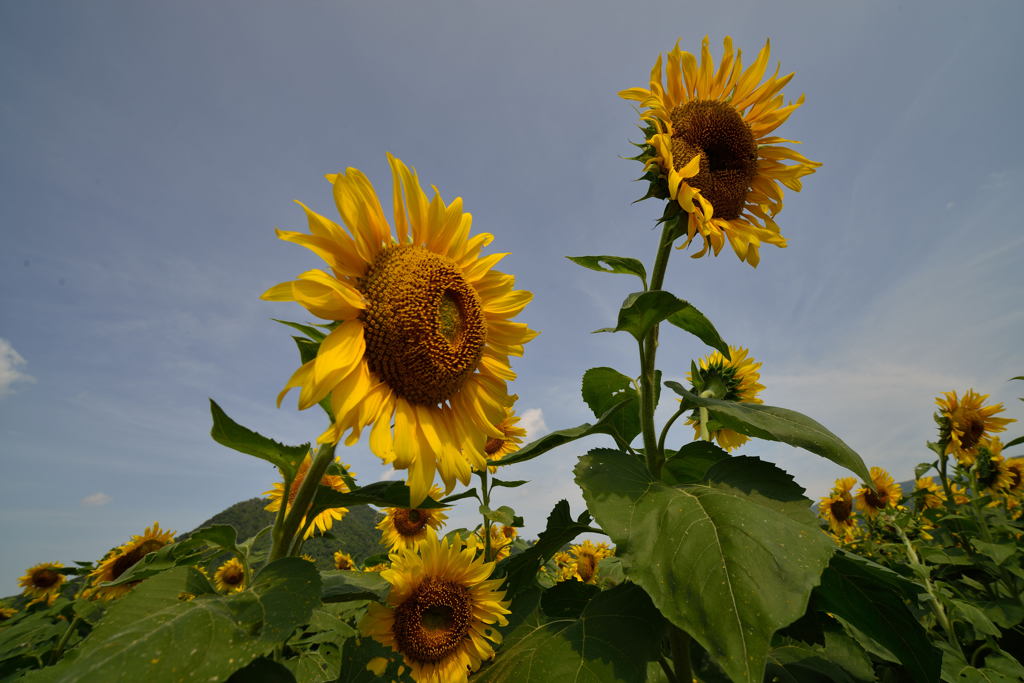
[263,154,537,505]
[855,467,902,519]
[265,452,353,538]
[377,486,449,551]
[85,523,176,600]
[935,389,1015,466]
[685,345,765,451]
[361,535,510,683]
[213,557,246,593]
[484,404,528,472]
[819,477,857,541]
[18,562,65,606]
[620,36,821,266]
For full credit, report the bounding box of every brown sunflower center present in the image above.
[576,554,598,583]
[484,437,505,456]
[830,495,853,523]
[32,569,61,589]
[863,487,889,510]
[360,245,486,405]
[111,539,166,580]
[221,567,244,586]
[669,100,758,220]
[393,508,429,537]
[392,579,472,664]
[960,418,985,451]
[335,556,353,570]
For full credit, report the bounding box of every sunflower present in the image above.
[265,452,353,538]
[333,550,356,570]
[1005,458,1024,495]
[553,551,577,582]
[819,477,858,540]
[483,404,528,472]
[262,154,538,506]
[86,523,175,600]
[213,558,246,593]
[0,606,17,621]
[364,563,389,573]
[465,524,517,562]
[18,562,65,606]
[564,540,614,584]
[361,535,510,683]
[685,345,764,450]
[914,477,944,510]
[977,438,1015,494]
[620,36,820,266]
[378,486,449,551]
[855,467,902,519]
[935,389,1015,466]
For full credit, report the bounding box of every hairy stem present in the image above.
[641,219,677,477]
[270,443,336,562]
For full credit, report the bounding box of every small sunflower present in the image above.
[213,558,246,593]
[1005,458,1024,495]
[977,438,1015,494]
[855,467,902,519]
[378,487,449,551]
[819,477,857,540]
[465,524,517,562]
[914,477,944,510]
[553,551,577,582]
[935,389,1015,466]
[86,523,176,600]
[620,36,820,266]
[18,562,65,606]
[333,550,356,570]
[0,606,17,621]
[262,154,538,506]
[483,404,528,472]
[265,452,353,538]
[685,345,765,451]
[361,535,510,683]
[564,540,614,584]
[364,562,389,573]
[948,482,971,505]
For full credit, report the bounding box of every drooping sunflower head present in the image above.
[914,477,945,510]
[686,345,764,451]
[18,562,65,606]
[213,557,246,593]
[333,550,356,570]
[819,477,857,540]
[483,403,528,472]
[935,389,1015,466]
[855,467,902,519]
[265,453,353,539]
[262,154,538,506]
[976,438,1015,494]
[377,486,449,551]
[620,36,821,266]
[566,540,614,584]
[360,535,510,683]
[86,523,176,600]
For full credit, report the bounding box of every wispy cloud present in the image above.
[0,338,35,397]
[519,408,548,439]
[81,492,112,507]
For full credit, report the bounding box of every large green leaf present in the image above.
[209,400,309,478]
[476,584,664,683]
[566,255,647,288]
[492,397,633,467]
[500,500,593,597]
[594,290,689,342]
[766,630,874,683]
[665,383,872,482]
[575,449,835,683]
[813,551,939,683]
[305,481,446,518]
[248,558,323,641]
[320,570,390,603]
[582,367,641,444]
[662,441,729,485]
[702,455,816,524]
[665,301,730,358]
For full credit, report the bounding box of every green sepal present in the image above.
[665,382,872,483]
[209,399,309,479]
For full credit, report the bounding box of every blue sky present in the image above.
[2,1,1023,592]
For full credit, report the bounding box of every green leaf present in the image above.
[575,449,835,683]
[479,505,520,526]
[813,551,939,683]
[665,302,730,358]
[490,478,528,489]
[476,584,664,683]
[226,657,297,683]
[338,636,414,683]
[306,481,446,520]
[702,455,816,524]
[540,581,601,619]
[492,397,634,467]
[970,539,1016,565]
[766,631,873,683]
[662,441,730,485]
[209,400,309,478]
[320,570,390,603]
[597,290,689,342]
[1002,434,1024,449]
[914,462,935,479]
[566,255,648,287]
[272,318,326,342]
[101,537,212,588]
[248,558,323,642]
[581,367,641,444]
[665,383,872,483]
[501,500,593,597]
[439,487,480,504]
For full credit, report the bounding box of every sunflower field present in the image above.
[3,36,1024,683]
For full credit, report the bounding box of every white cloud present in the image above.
[377,467,399,482]
[519,408,548,439]
[0,338,35,397]
[81,492,112,507]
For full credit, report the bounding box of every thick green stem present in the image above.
[479,469,493,562]
[270,443,336,562]
[50,614,82,664]
[668,625,693,683]
[640,220,677,478]
[657,405,688,456]
[897,525,963,657]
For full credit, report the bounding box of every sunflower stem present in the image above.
[656,405,687,458]
[896,524,963,657]
[657,656,681,683]
[668,625,693,683]
[640,217,678,477]
[269,472,294,563]
[479,469,493,562]
[50,614,82,664]
[271,443,336,562]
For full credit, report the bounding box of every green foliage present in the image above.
[582,367,642,445]
[567,255,648,288]
[209,400,309,479]
[594,290,690,342]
